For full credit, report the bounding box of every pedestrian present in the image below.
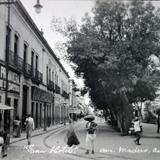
[85,119,97,154]
[0,131,4,158]
[25,114,34,145]
[0,130,8,157]
[133,117,142,145]
[13,116,21,137]
[65,119,80,147]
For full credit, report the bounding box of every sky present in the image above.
[21,0,94,87]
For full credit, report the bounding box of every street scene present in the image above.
[1,0,160,159]
[3,118,160,160]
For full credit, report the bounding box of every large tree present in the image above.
[52,0,160,134]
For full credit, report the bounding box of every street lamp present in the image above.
[34,0,43,14]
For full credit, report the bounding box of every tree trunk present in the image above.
[137,102,143,121]
[119,90,132,135]
[117,112,125,134]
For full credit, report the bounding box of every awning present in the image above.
[0,104,14,110]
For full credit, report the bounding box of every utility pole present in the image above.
[4,0,11,132]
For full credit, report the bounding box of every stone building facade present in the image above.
[0,0,70,130]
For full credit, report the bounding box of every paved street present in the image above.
[2,118,160,160]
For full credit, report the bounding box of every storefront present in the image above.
[0,104,14,132]
[0,65,20,131]
[31,86,54,129]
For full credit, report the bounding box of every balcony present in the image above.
[55,84,60,94]
[47,80,55,92]
[8,50,43,84]
[62,90,69,99]
[31,69,43,84]
[23,63,32,78]
[8,50,23,73]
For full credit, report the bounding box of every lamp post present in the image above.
[34,0,43,14]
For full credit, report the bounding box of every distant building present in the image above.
[68,79,86,120]
[0,0,70,130]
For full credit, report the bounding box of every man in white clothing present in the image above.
[25,114,35,145]
[85,120,97,154]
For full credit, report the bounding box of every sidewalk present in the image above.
[141,122,160,138]
[10,123,65,144]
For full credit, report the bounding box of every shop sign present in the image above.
[68,107,80,114]
[0,79,6,89]
[32,86,53,103]
[8,82,20,93]
[0,66,6,79]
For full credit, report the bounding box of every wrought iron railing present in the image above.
[31,69,43,84]
[62,90,69,99]
[47,80,55,92]
[55,84,60,94]
[8,50,23,72]
[8,50,43,84]
[23,63,32,77]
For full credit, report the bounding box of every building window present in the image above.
[7,97,11,106]
[23,43,28,64]
[55,73,57,85]
[14,34,19,56]
[46,66,48,85]
[5,26,11,62]
[55,73,58,85]
[31,102,34,118]
[35,55,38,71]
[31,51,34,74]
[61,80,64,91]
[35,55,38,78]
[49,68,51,81]
[52,71,54,82]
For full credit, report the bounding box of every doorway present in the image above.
[22,85,28,129]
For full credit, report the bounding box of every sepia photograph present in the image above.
[0,0,160,159]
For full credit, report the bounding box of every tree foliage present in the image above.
[52,0,160,133]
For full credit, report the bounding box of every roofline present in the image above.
[15,0,70,78]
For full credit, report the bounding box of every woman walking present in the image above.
[133,117,142,145]
[65,119,80,147]
[85,115,97,154]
